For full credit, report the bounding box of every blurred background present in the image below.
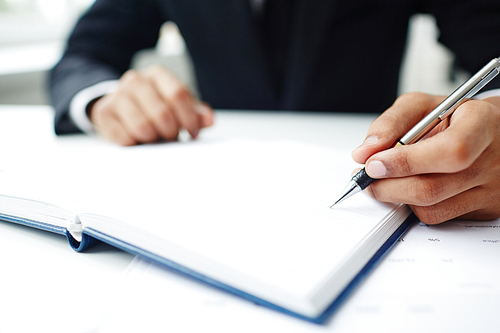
[0,0,462,106]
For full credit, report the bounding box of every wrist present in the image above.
[69,80,119,134]
[86,97,102,121]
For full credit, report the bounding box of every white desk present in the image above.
[0,105,377,333]
[3,106,500,333]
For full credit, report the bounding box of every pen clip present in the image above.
[467,67,500,98]
[439,67,500,120]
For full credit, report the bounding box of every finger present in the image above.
[98,116,136,146]
[196,102,215,128]
[146,67,201,138]
[124,74,180,141]
[352,93,444,164]
[92,99,136,146]
[112,93,159,143]
[365,100,497,178]
[365,169,499,224]
[409,186,494,224]
[365,170,481,207]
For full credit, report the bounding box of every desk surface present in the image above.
[0,105,377,333]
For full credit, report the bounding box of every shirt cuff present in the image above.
[69,80,119,134]
[474,88,500,100]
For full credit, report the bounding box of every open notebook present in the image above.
[0,140,412,323]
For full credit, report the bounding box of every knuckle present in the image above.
[154,104,171,119]
[111,90,128,104]
[394,92,442,112]
[370,113,401,139]
[133,120,155,139]
[156,108,175,127]
[382,113,400,130]
[156,111,180,138]
[411,205,442,225]
[412,177,444,206]
[143,65,171,80]
[121,69,140,83]
[108,90,125,104]
[391,149,414,175]
[395,92,427,105]
[120,71,151,93]
[170,86,191,102]
[125,74,145,88]
[447,139,473,170]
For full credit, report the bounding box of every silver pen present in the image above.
[332,57,500,207]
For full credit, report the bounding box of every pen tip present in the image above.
[329,197,345,209]
[330,180,361,209]
[330,199,341,209]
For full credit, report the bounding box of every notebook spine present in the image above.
[66,229,100,252]
[66,216,100,252]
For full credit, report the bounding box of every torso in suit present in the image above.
[49,0,500,134]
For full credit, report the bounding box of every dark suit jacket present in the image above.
[49,0,500,134]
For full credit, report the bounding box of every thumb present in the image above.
[352,92,444,164]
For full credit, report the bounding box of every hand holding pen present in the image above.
[334,57,500,224]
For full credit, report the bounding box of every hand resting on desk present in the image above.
[88,65,215,146]
[352,92,500,224]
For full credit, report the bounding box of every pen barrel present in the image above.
[354,168,375,190]
[400,117,441,145]
[400,58,500,145]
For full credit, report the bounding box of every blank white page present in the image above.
[0,140,404,315]
[71,141,402,307]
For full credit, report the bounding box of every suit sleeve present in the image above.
[427,0,500,89]
[48,0,165,134]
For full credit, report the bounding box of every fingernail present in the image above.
[354,135,378,151]
[362,135,378,146]
[366,160,387,178]
[353,135,378,153]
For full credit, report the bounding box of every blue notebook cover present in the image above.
[0,211,416,324]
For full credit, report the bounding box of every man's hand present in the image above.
[88,65,214,146]
[352,92,500,224]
